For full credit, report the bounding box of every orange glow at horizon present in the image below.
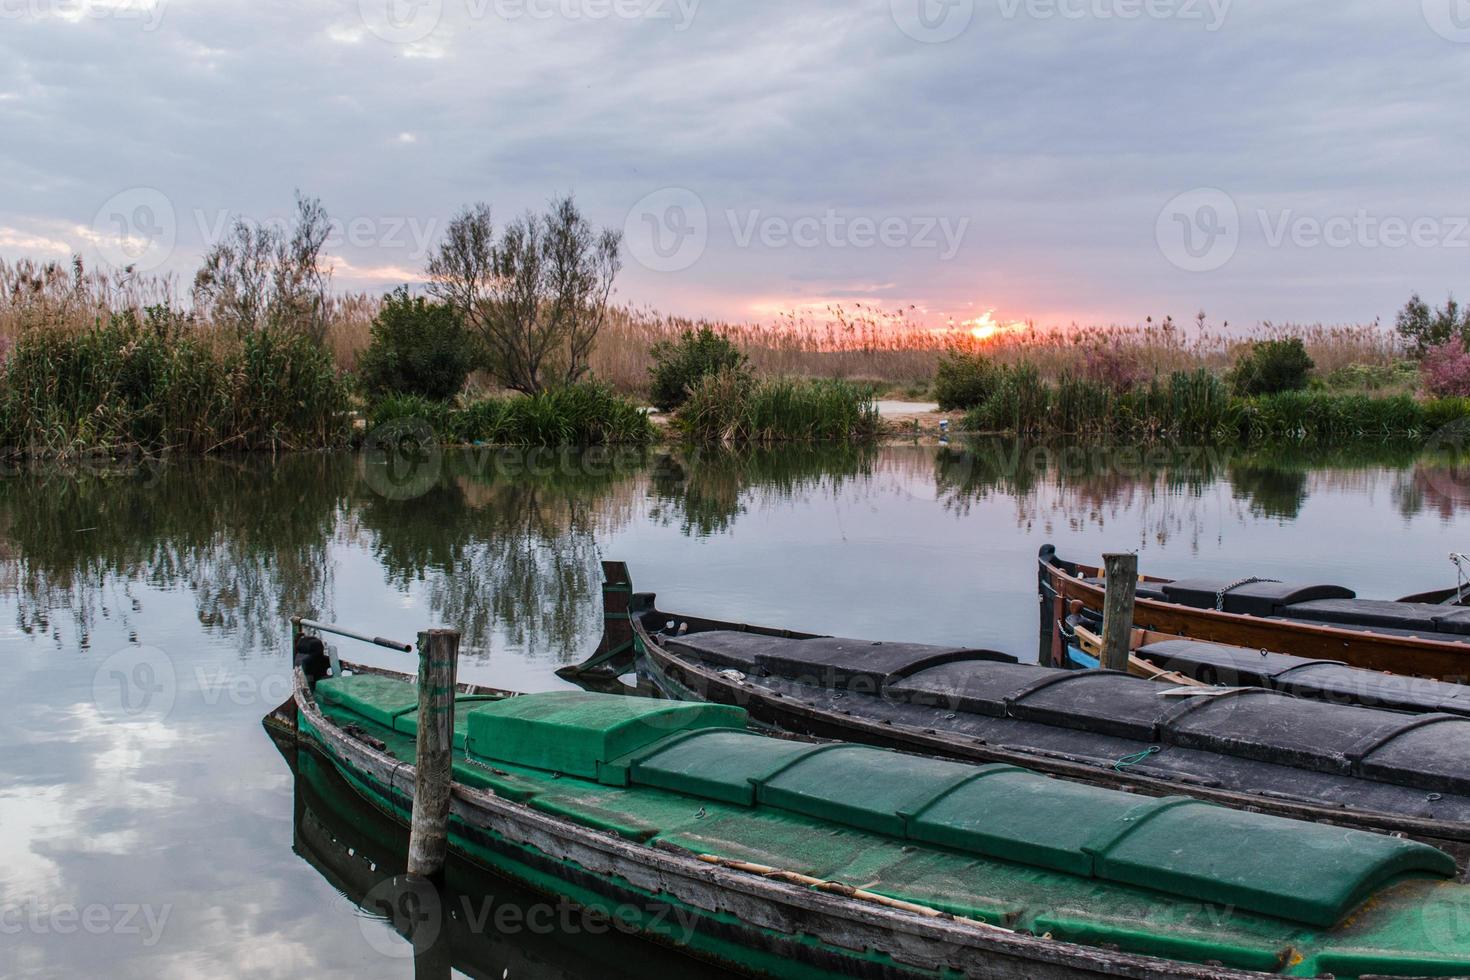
[954,310,1028,343]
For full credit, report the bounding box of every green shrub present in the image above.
[1228,338,1315,396]
[965,363,1050,434]
[933,352,999,411]
[1425,397,1470,433]
[676,370,878,445]
[367,382,655,447]
[1322,361,1421,394]
[357,288,473,401]
[648,327,748,412]
[1238,392,1424,440]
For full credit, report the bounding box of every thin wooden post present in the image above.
[408,629,459,879]
[290,616,303,654]
[1101,553,1138,673]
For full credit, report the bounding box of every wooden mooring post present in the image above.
[1101,553,1138,673]
[408,629,460,880]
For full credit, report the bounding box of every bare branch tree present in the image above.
[192,191,334,341]
[426,195,622,395]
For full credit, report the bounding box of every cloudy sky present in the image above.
[3,0,1469,329]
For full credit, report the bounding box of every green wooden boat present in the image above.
[278,663,1470,979]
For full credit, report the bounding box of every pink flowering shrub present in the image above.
[1423,341,1470,397]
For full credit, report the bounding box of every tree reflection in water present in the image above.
[1,439,1466,658]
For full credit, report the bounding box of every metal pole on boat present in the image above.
[1101,553,1138,673]
[408,629,460,880]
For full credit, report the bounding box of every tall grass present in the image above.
[675,369,880,445]
[961,364,1470,441]
[589,304,1406,395]
[0,309,350,456]
[368,384,657,447]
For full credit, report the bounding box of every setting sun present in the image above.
[962,311,1025,342]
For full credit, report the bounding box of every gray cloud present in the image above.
[2,0,1468,327]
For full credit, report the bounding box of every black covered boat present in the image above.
[564,562,1470,858]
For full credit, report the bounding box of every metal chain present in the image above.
[1215,576,1282,612]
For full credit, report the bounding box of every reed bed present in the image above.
[962,366,1470,441]
[590,305,1406,396]
[675,369,880,446]
[0,310,350,456]
[368,385,657,447]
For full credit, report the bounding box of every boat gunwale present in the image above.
[1038,548,1470,672]
[288,665,1260,980]
[629,609,1470,848]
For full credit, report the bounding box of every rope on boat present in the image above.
[690,854,1016,934]
[1214,577,1281,612]
[1113,746,1162,772]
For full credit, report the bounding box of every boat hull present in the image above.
[287,671,1258,980]
[1038,546,1470,681]
[627,610,1470,857]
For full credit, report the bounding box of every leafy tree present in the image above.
[1228,338,1315,397]
[648,326,748,412]
[426,196,622,395]
[1396,293,1470,357]
[357,288,474,401]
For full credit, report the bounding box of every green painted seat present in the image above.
[465,691,747,781]
[625,730,832,805]
[315,675,421,728]
[1091,800,1456,928]
[756,744,1004,837]
[909,768,1155,877]
[394,696,504,750]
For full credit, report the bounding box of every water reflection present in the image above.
[3,441,1468,659]
[0,455,350,650]
[649,445,879,537]
[5,440,1470,977]
[284,741,734,979]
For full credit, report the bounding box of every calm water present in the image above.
[3,440,1470,978]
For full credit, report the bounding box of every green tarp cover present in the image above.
[463,690,747,780]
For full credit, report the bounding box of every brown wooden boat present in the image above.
[1039,545,1470,681]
